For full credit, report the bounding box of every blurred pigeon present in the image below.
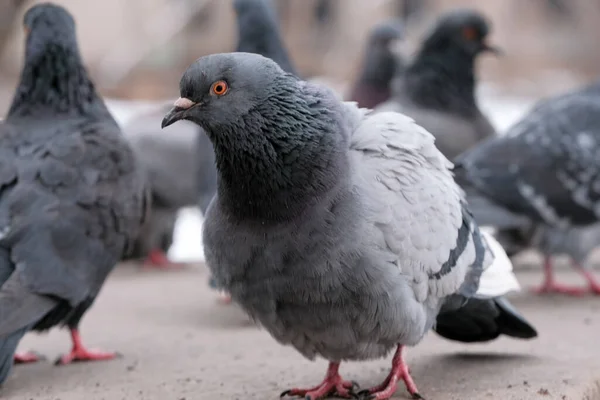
[161,52,537,400]
[375,9,499,160]
[233,0,297,76]
[347,19,406,109]
[454,80,600,295]
[0,3,148,382]
[121,0,299,274]
[122,105,214,269]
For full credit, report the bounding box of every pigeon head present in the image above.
[368,20,404,50]
[9,3,101,116]
[232,0,297,75]
[421,9,500,58]
[162,52,348,221]
[22,3,78,63]
[162,52,290,131]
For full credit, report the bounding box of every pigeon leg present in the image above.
[577,265,600,295]
[532,257,587,296]
[14,351,45,364]
[55,329,120,365]
[216,291,233,305]
[280,361,359,399]
[358,345,423,400]
[141,249,185,270]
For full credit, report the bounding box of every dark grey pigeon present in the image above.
[122,105,214,268]
[375,8,499,160]
[161,52,537,400]
[233,0,298,76]
[0,3,148,384]
[348,19,406,109]
[454,80,600,296]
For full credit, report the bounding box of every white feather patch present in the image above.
[475,229,521,297]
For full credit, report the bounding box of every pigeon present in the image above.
[122,105,214,269]
[120,0,299,274]
[454,80,600,295]
[161,52,537,400]
[0,3,148,382]
[347,19,406,110]
[375,9,499,160]
[233,0,297,76]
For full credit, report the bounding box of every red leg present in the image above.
[578,266,600,295]
[216,291,233,305]
[141,249,185,270]
[14,351,45,364]
[280,362,359,399]
[358,345,423,400]
[55,329,120,366]
[531,257,588,296]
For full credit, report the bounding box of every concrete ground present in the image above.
[1,260,600,400]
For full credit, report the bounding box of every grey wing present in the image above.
[1,124,145,306]
[349,108,491,304]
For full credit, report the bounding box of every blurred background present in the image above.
[3,0,600,115]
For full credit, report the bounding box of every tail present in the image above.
[433,296,538,343]
[475,229,521,298]
[0,325,31,385]
[0,273,56,384]
[432,229,538,343]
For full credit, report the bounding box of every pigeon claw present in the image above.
[141,249,186,270]
[14,351,46,364]
[531,282,588,297]
[358,345,422,400]
[54,328,122,366]
[281,362,359,399]
[55,348,122,365]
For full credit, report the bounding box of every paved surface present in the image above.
[1,261,599,400]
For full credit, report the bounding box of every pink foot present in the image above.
[14,351,45,364]
[358,345,423,400]
[216,291,233,305]
[280,362,359,399]
[531,282,588,296]
[55,329,121,366]
[141,249,185,270]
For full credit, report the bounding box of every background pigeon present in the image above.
[347,19,406,110]
[375,8,499,160]
[122,104,212,269]
[0,3,148,383]
[454,80,600,295]
[161,52,537,400]
[122,0,298,276]
[233,0,298,76]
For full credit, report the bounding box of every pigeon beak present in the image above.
[481,41,503,56]
[161,97,197,128]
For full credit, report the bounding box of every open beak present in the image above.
[481,42,503,56]
[161,97,196,128]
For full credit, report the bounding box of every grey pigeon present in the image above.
[161,52,537,400]
[454,80,600,295]
[122,105,214,268]
[347,19,406,110]
[0,3,148,384]
[375,9,500,160]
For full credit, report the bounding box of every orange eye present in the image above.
[210,80,229,96]
[23,26,30,35]
[462,26,477,41]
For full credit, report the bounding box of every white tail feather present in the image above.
[475,229,521,297]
